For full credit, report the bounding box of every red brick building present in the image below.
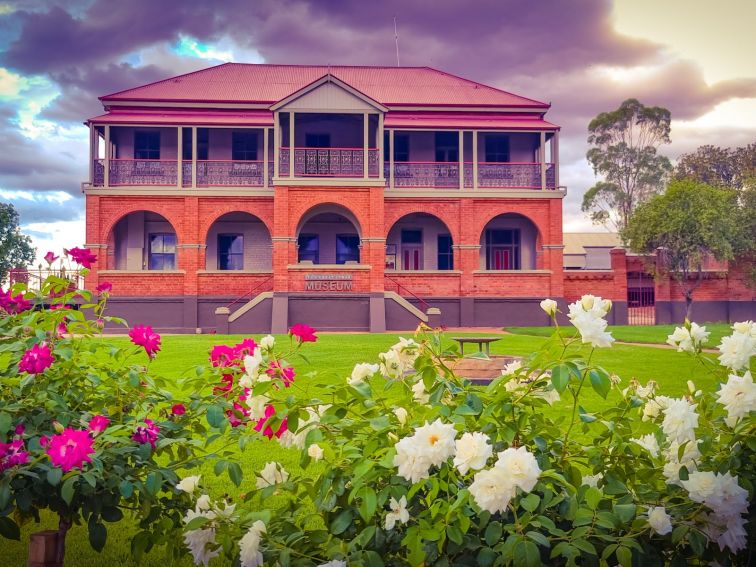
[82,64,753,332]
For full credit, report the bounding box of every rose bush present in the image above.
[0,251,246,563]
[178,300,754,566]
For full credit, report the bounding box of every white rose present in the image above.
[307,443,324,461]
[501,360,523,376]
[256,462,289,488]
[259,335,275,350]
[412,379,430,404]
[453,432,492,475]
[239,520,266,567]
[632,433,660,457]
[195,494,212,511]
[348,362,379,386]
[717,331,756,371]
[647,506,673,535]
[393,436,432,483]
[469,467,515,514]
[661,398,699,444]
[495,446,541,493]
[582,473,602,487]
[379,348,405,379]
[540,298,558,317]
[384,495,410,530]
[246,395,269,420]
[317,562,347,567]
[716,371,756,427]
[177,475,201,494]
[393,407,408,425]
[413,419,457,467]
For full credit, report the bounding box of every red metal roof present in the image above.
[87,109,273,126]
[100,63,549,109]
[384,112,558,130]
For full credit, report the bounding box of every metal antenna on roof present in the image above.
[393,16,400,67]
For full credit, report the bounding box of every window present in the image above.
[394,134,410,162]
[485,134,510,163]
[401,230,422,244]
[435,132,458,162]
[218,234,244,270]
[401,230,422,270]
[134,131,160,159]
[182,128,209,160]
[438,234,453,270]
[298,234,319,264]
[148,233,176,270]
[485,229,520,270]
[232,131,258,160]
[336,235,360,264]
[305,133,330,149]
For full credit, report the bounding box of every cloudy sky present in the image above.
[1,0,754,263]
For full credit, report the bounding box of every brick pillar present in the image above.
[458,200,478,326]
[546,198,564,299]
[654,248,672,324]
[367,186,386,332]
[84,195,101,289]
[180,197,200,331]
[610,247,628,324]
[271,186,290,333]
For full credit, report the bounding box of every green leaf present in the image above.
[513,540,541,567]
[184,516,211,531]
[206,404,225,428]
[330,510,352,535]
[228,462,243,487]
[520,493,540,513]
[616,546,632,567]
[584,487,602,510]
[484,521,502,546]
[550,365,570,393]
[61,475,77,505]
[589,369,611,399]
[578,406,597,423]
[101,507,123,522]
[358,487,377,523]
[446,525,464,545]
[88,520,107,552]
[612,503,636,524]
[0,413,11,435]
[46,467,62,486]
[526,531,550,548]
[145,471,162,495]
[119,480,133,499]
[0,517,20,540]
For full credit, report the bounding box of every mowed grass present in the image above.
[5,330,729,566]
[506,322,735,346]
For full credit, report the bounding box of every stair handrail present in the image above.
[384,274,430,312]
[225,276,274,310]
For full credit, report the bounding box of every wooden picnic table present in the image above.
[452,336,501,356]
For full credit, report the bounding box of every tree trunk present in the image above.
[27,517,70,567]
[685,293,694,322]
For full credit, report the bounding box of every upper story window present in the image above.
[485,134,510,163]
[232,131,258,161]
[395,134,410,162]
[435,132,458,162]
[305,133,331,149]
[134,131,160,160]
[182,128,209,160]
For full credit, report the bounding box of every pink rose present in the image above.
[88,415,110,435]
[46,429,95,472]
[19,343,54,374]
[289,323,317,343]
[129,325,161,358]
[65,247,97,268]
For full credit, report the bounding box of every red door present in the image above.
[491,248,510,270]
[402,246,422,270]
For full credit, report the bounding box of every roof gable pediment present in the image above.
[270,75,388,113]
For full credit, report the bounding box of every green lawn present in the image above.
[506,322,734,346]
[5,330,730,566]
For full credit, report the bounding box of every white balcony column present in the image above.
[377,113,384,181]
[363,112,369,179]
[458,130,464,190]
[472,130,478,190]
[389,129,395,189]
[263,127,269,189]
[553,131,559,188]
[191,126,198,189]
[88,124,95,185]
[288,112,295,178]
[540,131,546,190]
[177,126,183,189]
[273,113,280,178]
[104,125,110,187]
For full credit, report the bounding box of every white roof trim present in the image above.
[270,74,388,112]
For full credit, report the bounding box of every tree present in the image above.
[673,143,755,189]
[0,202,36,285]
[583,98,672,230]
[622,180,744,320]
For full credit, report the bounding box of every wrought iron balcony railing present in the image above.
[278,148,380,178]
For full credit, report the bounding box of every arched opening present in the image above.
[386,213,454,271]
[205,212,272,271]
[109,211,178,270]
[296,204,361,265]
[479,213,540,270]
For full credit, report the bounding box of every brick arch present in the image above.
[474,208,546,245]
[103,209,181,271]
[200,210,273,244]
[197,200,274,242]
[294,202,363,238]
[383,203,460,243]
[101,205,183,246]
[478,211,544,270]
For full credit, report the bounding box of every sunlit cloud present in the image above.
[174,35,265,64]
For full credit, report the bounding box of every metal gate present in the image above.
[627,271,655,325]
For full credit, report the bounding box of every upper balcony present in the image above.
[86,115,559,192]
